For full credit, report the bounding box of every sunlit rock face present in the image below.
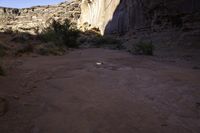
[78,0,120,34]
[79,0,200,35]
[78,0,150,34]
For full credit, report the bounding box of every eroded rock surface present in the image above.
[79,0,200,34]
[78,0,121,34]
[79,0,200,46]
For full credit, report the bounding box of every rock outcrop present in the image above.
[0,0,81,34]
[78,0,200,46]
[79,0,200,34]
[78,0,121,34]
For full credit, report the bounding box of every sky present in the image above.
[0,0,67,8]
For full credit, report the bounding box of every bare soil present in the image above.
[0,48,200,133]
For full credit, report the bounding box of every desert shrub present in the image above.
[0,44,6,57]
[77,30,101,46]
[131,41,154,55]
[11,33,31,43]
[114,43,125,50]
[89,35,123,49]
[92,36,120,45]
[0,44,6,76]
[40,19,80,48]
[14,43,34,56]
[4,28,13,34]
[78,36,88,44]
[0,65,5,76]
[36,42,65,56]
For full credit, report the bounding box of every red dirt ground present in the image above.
[0,48,200,133]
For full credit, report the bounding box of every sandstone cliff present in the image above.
[79,0,200,46]
[78,0,120,34]
[79,0,200,34]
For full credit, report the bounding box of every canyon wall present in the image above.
[0,0,81,34]
[78,0,200,46]
[78,0,120,34]
[79,0,200,34]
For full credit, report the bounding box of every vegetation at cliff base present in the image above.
[0,44,5,76]
[14,43,34,56]
[79,31,123,49]
[131,41,154,56]
[0,44,6,57]
[40,19,80,48]
[93,36,121,45]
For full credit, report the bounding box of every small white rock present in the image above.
[96,62,103,65]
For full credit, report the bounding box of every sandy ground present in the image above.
[0,48,200,133]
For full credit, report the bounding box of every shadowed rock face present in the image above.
[79,0,200,35]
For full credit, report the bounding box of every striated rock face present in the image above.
[0,0,81,34]
[79,0,200,34]
[79,0,200,46]
[78,0,120,34]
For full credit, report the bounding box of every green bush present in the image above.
[40,19,80,48]
[132,41,154,55]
